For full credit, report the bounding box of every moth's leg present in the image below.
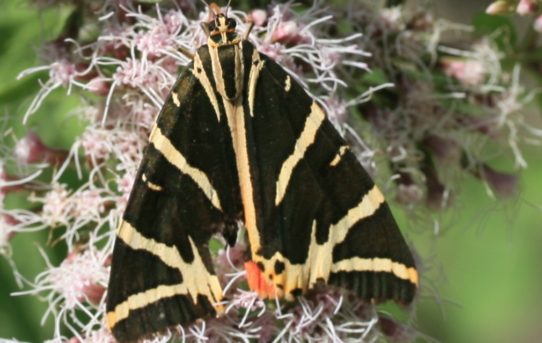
[222,220,239,247]
[177,45,195,60]
[243,22,254,40]
[200,22,210,37]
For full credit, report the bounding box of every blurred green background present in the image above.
[0,0,541,342]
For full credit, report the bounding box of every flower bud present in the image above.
[272,21,306,45]
[86,77,110,96]
[249,9,268,27]
[486,1,514,15]
[441,57,485,86]
[81,282,105,305]
[534,14,542,32]
[517,0,537,15]
[480,164,518,198]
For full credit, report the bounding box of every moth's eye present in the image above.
[227,18,237,29]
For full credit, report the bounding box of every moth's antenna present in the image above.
[199,0,212,19]
[225,0,232,15]
[209,2,221,16]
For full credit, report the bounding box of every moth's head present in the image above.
[207,2,240,46]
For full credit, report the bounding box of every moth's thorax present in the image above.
[207,42,245,101]
[207,33,241,47]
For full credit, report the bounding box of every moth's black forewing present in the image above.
[106,54,242,341]
[106,26,417,342]
[243,49,417,302]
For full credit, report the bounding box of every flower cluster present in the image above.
[0,0,403,342]
[1,0,538,342]
[486,0,542,32]
[14,248,109,340]
[336,2,539,218]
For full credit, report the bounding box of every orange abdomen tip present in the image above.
[244,260,276,299]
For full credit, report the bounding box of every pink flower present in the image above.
[49,60,78,87]
[163,10,184,35]
[41,184,72,226]
[534,14,542,32]
[46,249,109,308]
[69,328,116,343]
[13,247,110,340]
[517,0,537,15]
[442,58,486,86]
[324,96,348,124]
[128,98,157,130]
[257,42,279,58]
[249,9,268,27]
[86,77,110,96]
[79,128,111,162]
[113,58,161,88]
[17,59,87,122]
[81,282,106,305]
[134,25,175,57]
[272,21,308,45]
[116,171,136,210]
[72,189,107,221]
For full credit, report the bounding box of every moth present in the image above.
[106,3,418,342]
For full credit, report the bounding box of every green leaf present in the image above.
[472,13,517,49]
[361,68,390,86]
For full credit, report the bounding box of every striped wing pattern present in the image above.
[106,31,417,342]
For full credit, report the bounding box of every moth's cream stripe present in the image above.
[107,221,223,329]
[172,92,181,107]
[142,174,163,191]
[107,283,187,330]
[248,50,265,117]
[275,102,326,205]
[150,126,222,211]
[331,185,384,245]
[116,221,223,302]
[251,222,319,300]
[331,257,419,286]
[329,146,349,167]
[284,75,291,92]
[253,185,386,299]
[192,54,221,121]
[221,98,262,257]
[206,39,260,257]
